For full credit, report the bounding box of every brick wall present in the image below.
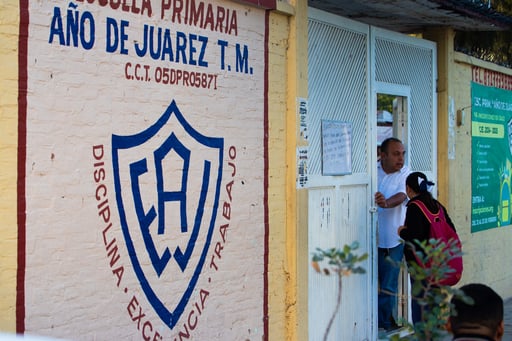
[0,0,295,339]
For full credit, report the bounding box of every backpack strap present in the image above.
[409,200,443,223]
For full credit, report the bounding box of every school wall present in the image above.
[267,3,297,340]
[426,28,512,299]
[0,0,298,339]
[0,0,19,333]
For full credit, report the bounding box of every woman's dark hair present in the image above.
[406,172,436,208]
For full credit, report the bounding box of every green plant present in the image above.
[311,241,368,341]
[388,238,471,341]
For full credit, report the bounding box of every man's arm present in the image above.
[375,192,407,208]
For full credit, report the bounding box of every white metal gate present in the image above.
[307,8,436,341]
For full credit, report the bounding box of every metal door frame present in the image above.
[307,8,437,340]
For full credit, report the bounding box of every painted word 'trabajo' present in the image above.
[93,145,124,288]
[209,146,236,272]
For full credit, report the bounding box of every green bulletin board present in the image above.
[471,82,512,232]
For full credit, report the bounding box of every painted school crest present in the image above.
[111,100,224,329]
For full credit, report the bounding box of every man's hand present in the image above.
[375,192,387,208]
[376,192,407,209]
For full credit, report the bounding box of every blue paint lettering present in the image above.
[175,31,187,64]
[134,25,149,57]
[130,158,171,277]
[217,40,228,70]
[197,35,208,67]
[48,5,95,49]
[161,29,174,62]
[134,26,208,66]
[188,34,198,66]
[66,5,79,47]
[78,9,94,49]
[235,44,249,74]
[106,17,129,54]
[189,34,208,67]
[49,7,65,45]
[149,26,163,60]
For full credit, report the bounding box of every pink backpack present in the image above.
[409,200,463,286]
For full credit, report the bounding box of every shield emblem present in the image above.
[111,100,223,329]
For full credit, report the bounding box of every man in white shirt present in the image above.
[375,137,410,331]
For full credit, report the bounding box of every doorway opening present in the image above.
[377,93,409,151]
[377,91,411,330]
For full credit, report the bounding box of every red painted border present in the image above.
[263,10,270,341]
[239,0,276,10]
[17,0,29,334]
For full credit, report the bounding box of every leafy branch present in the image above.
[389,239,471,341]
[311,241,368,341]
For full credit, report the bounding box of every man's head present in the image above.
[448,283,504,340]
[380,137,405,174]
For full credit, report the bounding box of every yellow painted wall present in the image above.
[288,1,309,339]
[267,0,308,339]
[267,6,292,341]
[427,28,512,300]
[450,53,512,299]
[0,0,19,333]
